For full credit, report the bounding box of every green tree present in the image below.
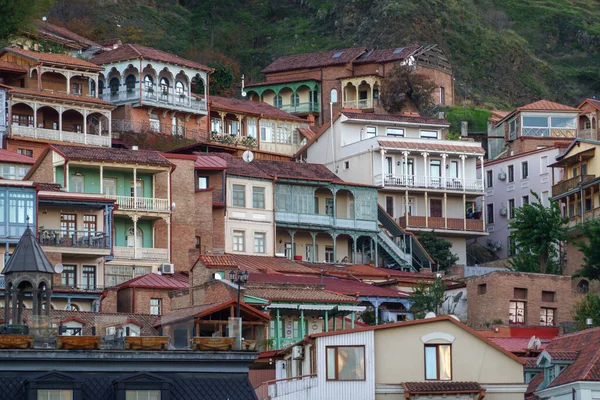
[573,293,600,330]
[574,219,600,280]
[508,191,568,274]
[379,65,437,114]
[0,0,53,42]
[418,231,459,271]
[410,279,447,319]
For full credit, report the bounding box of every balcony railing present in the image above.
[343,99,374,109]
[113,246,169,261]
[11,125,111,147]
[111,119,206,141]
[279,102,320,114]
[38,229,109,249]
[275,212,378,231]
[265,374,318,399]
[100,87,207,114]
[398,216,485,232]
[521,127,577,138]
[53,284,104,292]
[552,175,596,197]
[375,174,484,192]
[107,195,171,213]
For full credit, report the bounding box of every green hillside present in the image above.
[47,0,599,108]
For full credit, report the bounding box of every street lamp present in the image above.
[229,269,249,318]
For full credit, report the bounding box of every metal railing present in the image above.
[111,119,205,140]
[100,86,207,114]
[343,99,374,109]
[522,127,576,138]
[552,175,596,197]
[11,125,111,147]
[107,194,171,212]
[275,212,378,231]
[266,374,318,399]
[38,229,109,249]
[375,174,484,192]
[113,246,169,261]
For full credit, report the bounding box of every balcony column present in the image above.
[370,83,374,108]
[441,153,447,188]
[132,215,139,260]
[380,149,386,187]
[332,232,338,263]
[83,109,88,144]
[237,114,243,136]
[218,112,226,134]
[107,111,112,139]
[275,308,281,349]
[58,106,63,142]
[479,156,485,190]
[460,155,467,193]
[299,310,305,338]
[332,188,337,225]
[164,216,171,262]
[480,195,485,231]
[289,230,295,259]
[324,310,329,332]
[374,234,379,267]
[444,193,448,229]
[405,190,409,226]
[424,191,429,228]
[95,77,99,98]
[310,232,317,263]
[65,162,70,191]
[33,103,38,131]
[463,194,467,231]
[11,289,18,324]
[402,151,409,184]
[99,165,104,194]
[31,288,38,316]
[352,234,358,263]
[66,72,71,94]
[133,167,137,205]
[421,152,429,187]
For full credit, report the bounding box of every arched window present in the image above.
[274,95,282,108]
[175,81,185,96]
[160,78,169,94]
[109,78,120,94]
[144,75,154,89]
[330,88,338,103]
[125,74,136,90]
[578,279,589,294]
[193,77,205,95]
[127,226,143,248]
[98,81,104,95]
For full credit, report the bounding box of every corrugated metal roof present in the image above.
[194,154,227,170]
[117,273,189,290]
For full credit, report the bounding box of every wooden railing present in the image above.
[552,175,595,197]
[398,216,485,232]
[113,246,169,261]
[107,195,171,212]
[11,125,111,147]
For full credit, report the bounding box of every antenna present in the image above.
[241,74,247,97]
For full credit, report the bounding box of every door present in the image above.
[103,178,116,197]
[430,199,443,218]
[385,196,394,217]
[430,160,441,187]
[127,226,143,248]
[385,157,393,177]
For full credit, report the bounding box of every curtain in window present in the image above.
[439,345,451,380]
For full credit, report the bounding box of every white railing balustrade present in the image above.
[107,195,171,212]
[100,86,207,114]
[375,174,484,192]
[11,125,111,147]
[267,375,318,398]
[114,246,169,261]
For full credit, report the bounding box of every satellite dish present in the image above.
[54,263,64,274]
[424,312,437,319]
[242,150,254,163]
[241,91,247,97]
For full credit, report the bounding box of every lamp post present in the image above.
[229,269,249,318]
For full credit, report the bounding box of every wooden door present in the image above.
[430,199,443,218]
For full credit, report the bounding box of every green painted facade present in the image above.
[55,166,154,197]
[114,216,153,248]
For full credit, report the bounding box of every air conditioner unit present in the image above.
[292,345,304,360]
[498,172,507,181]
[499,207,508,216]
[160,263,174,274]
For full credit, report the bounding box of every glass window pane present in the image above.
[337,346,365,380]
[438,345,452,380]
[425,346,438,379]
[551,117,576,128]
[327,347,337,380]
[523,116,548,127]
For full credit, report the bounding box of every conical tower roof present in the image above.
[2,227,55,275]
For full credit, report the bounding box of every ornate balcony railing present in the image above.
[100,87,207,114]
[279,101,320,114]
[111,119,205,141]
[113,246,169,261]
[375,174,484,192]
[38,229,109,249]
[107,195,171,213]
[11,125,111,147]
[552,175,596,197]
[275,212,378,231]
[343,99,374,109]
[522,127,577,138]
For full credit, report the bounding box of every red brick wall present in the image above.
[25,145,54,179]
[466,271,574,328]
[117,287,132,313]
[5,138,50,161]
[100,289,118,313]
[132,288,173,315]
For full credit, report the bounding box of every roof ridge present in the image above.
[128,43,142,57]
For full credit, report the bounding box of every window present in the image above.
[478,284,487,295]
[578,280,589,294]
[551,116,576,129]
[254,232,266,254]
[83,215,96,233]
[508,165,514,182]
[420,130,438,139]
[131,180,143,198]
[62,265,76,287]
[540,308,555,326]
[344,161,350,169]
[522,195,529,206]
[70,175,84,193]
[508,236,517,256]
[509,301,526,324]
[326,346,365,381]
[253,187,265,209]
[486,170,493,188]
[260,121,274,142]
[325,246,334,263]
[228,120,240,135]
[232,184,245,207]
[82,265,95,290]
[542,291,556,302]
[197,176,209,190]
[125,390,161,400]
[440,87,445,105]
[71,83,82,95]
[386,127,404,137]
[521,161,529,179]
[105,265,151,287]
[159,77,169,94]
[330,88,338,103]
[514,288,528,299]
[12,114,34,127]
[175,81,185,95]
[17,148,33,157]
[325,198,334,216]
[487,204,494,224]
[582,163,588,175]
[195,236,201,250]
[144,75,153,90]
[37,390,73,400]
[233,231,245,252]
[247,119,257,138]
[103,178,116,196]
[365,126,376,138]
[60,214,76,233]
[385,196,394,216]
[508,199,515,219]
[540,156,548,174]
[274,95,282,108]
[211,118,222,133]
[424,344,452,380]
[573,166,579,178]
[150,299,161,315]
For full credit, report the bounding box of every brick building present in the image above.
[246,45,453,126]
[465,271,575,329]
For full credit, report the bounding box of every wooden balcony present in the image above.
[398,216,485,233]
[11,125,111,147]
[113,246,169,262]
[552,175,596,197]
[107,195,171,213]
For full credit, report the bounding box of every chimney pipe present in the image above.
[587,318,593,328]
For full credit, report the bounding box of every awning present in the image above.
[337,305,367,312]
[298,305,336,311]
[266,303,299,309]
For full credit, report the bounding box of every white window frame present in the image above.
[233,230,245,252]
[540,156,548,175]
[420,130,438,139]
[365,126,377,138]
[386,127,404,137]
[254,232,266,254]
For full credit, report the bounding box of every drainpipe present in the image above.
[139,57,144,106]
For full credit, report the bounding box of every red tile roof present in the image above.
[0,60,27,73]
[262,47,367,73]
[230,254,317,275]
[0,149,35,164]
[578,98,600,111]
[488,337,550,353]
[50,144,173,167]
[517,100,579,112]
[342,111,450,126]
[5,47,103,70]
[524,357,539,368]
[547,350,580,361]
[244,283,357,303]
[298,128,316,141]
[403,381,483,394]
[157,298,270,326]
[338,264,436,280]
[115,273,189,290]
[193,154,227,170]
[213,153,273,179]
[209,95,304,122]
[378,139,485,155]
[354,46,421,64]
[4,85,115,107]
[89,44,211,72]
[197,254,237,268]
[35,21,100,49]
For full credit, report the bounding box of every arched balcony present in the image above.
[245,80,320,115]
[341,76,380,110]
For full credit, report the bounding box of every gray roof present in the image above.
[2,227,55,275]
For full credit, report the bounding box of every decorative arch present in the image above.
[420,332,456,343]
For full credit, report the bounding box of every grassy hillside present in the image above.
[48,0,599,108]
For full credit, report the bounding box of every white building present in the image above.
[300,112,487,266]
